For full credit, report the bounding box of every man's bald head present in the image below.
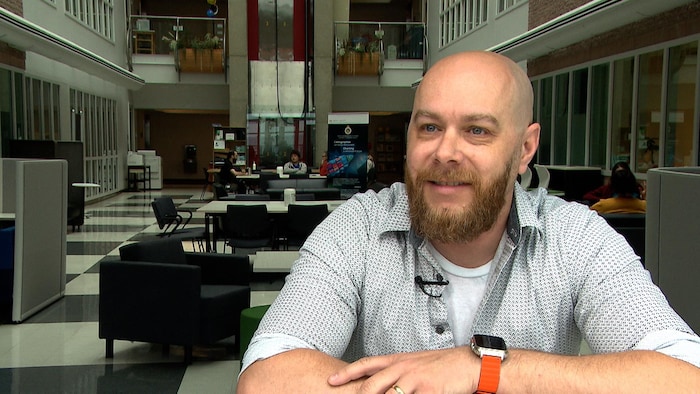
[415,51,534,131]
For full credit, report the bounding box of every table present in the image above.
[197,200,343,252]
[71,183,100,228]
[127,165,151,191]
[251,250,300,273]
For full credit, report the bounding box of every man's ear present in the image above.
[519,123,540,174]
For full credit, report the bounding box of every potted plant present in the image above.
[336,29,383,76]
[178,33,224,73]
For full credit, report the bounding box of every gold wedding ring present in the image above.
[393,385,406,394]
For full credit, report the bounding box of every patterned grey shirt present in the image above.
[242,183,698,371]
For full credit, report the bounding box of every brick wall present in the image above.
[528,0,589,29]
[528,3,700,77]
[0,0,25,69]
[0,0,22,15]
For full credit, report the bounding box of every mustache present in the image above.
[413,167,481,185]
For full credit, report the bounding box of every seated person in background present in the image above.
[583,161,645,203]
[238,51,700,393]
[219,151,246,194]
[319,151,329,176]
[283,149,308,174]
[590,163,646,214]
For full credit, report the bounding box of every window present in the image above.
[537,77,553,164]
[635,50,664,173]
[64,0,114,40]
[570,69,588,165]
[610,57,634,167]
[589,64,609,168]
[70,88,119,197]
[21,77,61,141]
[664,42,697,167]
[532,39,700,172]
[553,73,569,165]
[439,0,488,47]
[497,0,526,14]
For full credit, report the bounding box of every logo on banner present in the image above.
[344,125,352,135]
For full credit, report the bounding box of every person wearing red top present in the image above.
[583,162,645,203]
[319,151,329,176]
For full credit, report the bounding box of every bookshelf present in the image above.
[373,127,404,183]
[213,126,247,168]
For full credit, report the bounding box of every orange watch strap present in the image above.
[475,354,501,394]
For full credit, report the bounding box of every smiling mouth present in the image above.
[429,180,468,186]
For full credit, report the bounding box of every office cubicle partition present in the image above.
[646,167,700,332]
[0,159,67,322]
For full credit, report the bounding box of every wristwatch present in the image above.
[470,334,508,394]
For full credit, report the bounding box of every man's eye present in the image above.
[470,127,487,135]
[424,124,437,132]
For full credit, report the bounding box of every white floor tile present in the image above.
[178,360,240,394]
[65,273,100,295]
[66,255,102,274]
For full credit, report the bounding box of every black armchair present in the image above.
[98,238,252,364]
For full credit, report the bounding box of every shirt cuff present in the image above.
[633,329,700,367]
[239,333,316,377]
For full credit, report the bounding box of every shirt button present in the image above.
[435,325,445,334]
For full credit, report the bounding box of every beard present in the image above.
[406,158,515,243]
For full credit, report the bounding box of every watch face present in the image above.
[472,334,507,350]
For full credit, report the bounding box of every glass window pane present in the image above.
[538,77,553,164]
[635,50,663,173]
[610,57,634,166]
[571,69,587,165]
[553,73,569,165]
[32,79,42,140]
[664,42,697,167]
[589,64,609,168]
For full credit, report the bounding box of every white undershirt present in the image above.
[426,233,507,346]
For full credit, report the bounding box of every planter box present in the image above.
[178,48,224,73]
[336,52,382,76]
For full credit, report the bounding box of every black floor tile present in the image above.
[67,242,123,255]
[73,225,149,232]
[24,295,99,323]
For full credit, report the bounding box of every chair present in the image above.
[200,168,215,200]
[151,197,206,250]
[600,213,646,266]
[99,238,252,364]
[519,166,533,189]
[283,204,329,250]
[533,164,550,189]
[213,183,236,201]
[221,204,274,253]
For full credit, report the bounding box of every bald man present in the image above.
[237,52,700,393]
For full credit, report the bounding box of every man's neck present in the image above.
[430,204,511,269]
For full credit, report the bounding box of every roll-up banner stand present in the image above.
[328,112,369,198]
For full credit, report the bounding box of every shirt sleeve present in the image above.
[634,329,700,367]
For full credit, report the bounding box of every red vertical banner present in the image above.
[293,0,306,61]
[247,0,259,61]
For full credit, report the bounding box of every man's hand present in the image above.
[328,347,480,393]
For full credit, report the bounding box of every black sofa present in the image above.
[99,238,252,363]
[262,176,341,200]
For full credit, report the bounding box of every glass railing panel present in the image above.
[129,15,227,74]
[333,21,424,77]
